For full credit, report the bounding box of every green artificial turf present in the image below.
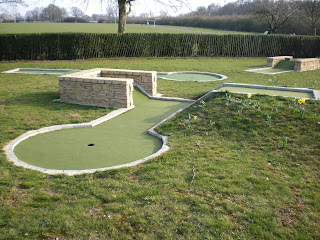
[11,68,81,75]
[14,89,189,170]
[158,72,222,81]
[219,86,313,99]
[247,60,296,74]
[274,60,295,70]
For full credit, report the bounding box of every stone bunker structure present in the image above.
[294,58,320,72]
[267,56,320,72]
[266,56,293,67]
[59,68,157,108]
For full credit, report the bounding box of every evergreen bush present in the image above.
[0,33,319,60]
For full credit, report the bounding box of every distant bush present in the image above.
[157,15,266,33]
[127,15,319,35]
[0,33,319,60]
[63,17,88,23]
[127,17,146,25]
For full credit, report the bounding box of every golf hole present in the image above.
[88,144,95,147]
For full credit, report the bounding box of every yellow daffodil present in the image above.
[193,116,197,120]
[247,94,252,98]
[298,99,306,105]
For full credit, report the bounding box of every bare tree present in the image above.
[0,0,25,5]
[106,2,117,23]
[41,4,67,22]
[76,0,188,33]
[0,0,26,11]
[251,0,297,34]
[299,0,320,36]
[139,12,149,18]
[117,0,132,33]
[193,6,207,16]
[207,3,219,16]
[24,7,43,22]
[31,7,42,22]
[70,6,84,22]
[25,10,33,21]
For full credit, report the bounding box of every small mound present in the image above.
[274,60,295,70]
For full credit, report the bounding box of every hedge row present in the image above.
[0,33,319,60]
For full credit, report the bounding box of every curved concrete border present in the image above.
[2,87,195,176]
[157,71,228,82]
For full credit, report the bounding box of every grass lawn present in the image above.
[0,58,319,239]
[0,22,252,35]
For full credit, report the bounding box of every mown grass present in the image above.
[0,22,251,34]
[0,58,319,239]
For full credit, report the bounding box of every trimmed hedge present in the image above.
[0,33,319,60]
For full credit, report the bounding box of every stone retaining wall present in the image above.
[100,69,157,97]
[266,56,293,67]
[294,58,320,72]
[59,69,134,108]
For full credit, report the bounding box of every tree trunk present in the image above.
[314,27,317,36]
[118,0,127,33]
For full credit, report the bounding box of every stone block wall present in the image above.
[294,58,320,72]
[266,56,293,67]
[100,69,157,97]
[59,69,134,108]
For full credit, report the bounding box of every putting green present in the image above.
[14,89,189,170]
[219,86,313,99]
[273,60,295,70]
[10,68,81,75]
[158,72,223,81]
[247,60,295,74]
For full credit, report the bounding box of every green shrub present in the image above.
[0,33,319,60]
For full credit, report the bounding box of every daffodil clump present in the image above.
[298,98,306,105]
[298,99,307,118]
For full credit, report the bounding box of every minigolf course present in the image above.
[4,64,319,175]
[13,89,189,171]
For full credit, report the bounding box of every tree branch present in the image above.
[126,1,132,17]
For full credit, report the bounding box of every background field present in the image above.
[0,22,252,34]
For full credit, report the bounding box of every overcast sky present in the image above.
[4,0,234,17]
